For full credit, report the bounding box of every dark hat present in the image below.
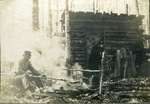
[24,51,31,55]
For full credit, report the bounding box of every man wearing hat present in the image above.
[15,51,44,92]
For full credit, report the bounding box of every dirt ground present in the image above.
[1,70,150,104]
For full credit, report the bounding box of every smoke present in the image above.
[1,0,66,75]
[1,0,88,92]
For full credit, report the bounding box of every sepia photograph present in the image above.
[0,0,150,103]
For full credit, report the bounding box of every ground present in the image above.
[1,69,150,104]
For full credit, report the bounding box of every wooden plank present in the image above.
[72,61,86,65]
[69,23,140,29]
[144,48,150,52]
[70,36,84,39]
[33,92,70,98]
[73,57,86,60]
[69,19,142,26]
[72,56,85,59]
[105,40,142,45]
[72,54,85,57]
[70,45,85,48]
[71,51,85,54]
[63,68,100,72]
[70,43,84,46]
[71,40,84,43]
[69,25,139,31]
[143,35,150,39]
[104,34,142,38]
[70,33,85,36]
[70,38,84,41]
[71,47,85,51]
[72,60,85,63]
[105,30,136,33]
[106,38,141,41]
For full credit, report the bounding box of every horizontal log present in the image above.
[71,51,85,54]
[72,61,86,65]
[109,83,150,87]
[110,92,150,97]
[71,49,85,52]
[72,56,85,59]
[73,57,86,60]
[104,46,143,51]
[71,45,85,48]
[70,45,85,48]
[105,40,142,45]
[106,38,141,41]
[70,37,85,41]
[71,47,85,51]
[69,30,104,34]
[70,33,85,36]
[71,52,85,55]
[104,33,142,37]
[104,32,140,36]
[70,36,85,39]
[63,69,100,72]
[69,19,142,26]
[73,60,85,63]
[104,30,136,33]
[144,56,150,59]
[69,29,144,35]
[69,24,139,31]
[143,49,150,53]
[104,35,142,39]
[143,35,150,39]
[70,40,84,44]
[69,17,143,24]
[72,54,86,57]
[105,47,143,51]
[110,87,150,91]
[72,60,85,63]
[70,43,85,46]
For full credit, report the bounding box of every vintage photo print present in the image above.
[1,0,150,103]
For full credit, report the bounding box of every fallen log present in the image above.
[32,75,80,84]
[63,69,100,72]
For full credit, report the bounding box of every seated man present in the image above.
[15,51,44,92]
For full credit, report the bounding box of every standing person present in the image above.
[88,43,104,86]
[15,51,44,92]
[88,43,104,70]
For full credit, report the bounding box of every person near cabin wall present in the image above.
[88,39,104,86]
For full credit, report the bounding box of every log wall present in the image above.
[61,12,144,69]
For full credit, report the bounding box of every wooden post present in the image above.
[99,52,104,94]
[65,0,70,60]
[123,59,127,78]
[42,0,44,33]
[135,0,139,16]
[48,0,52,44]
[126,4,128,15]
[93,0,95,13]
[32,0,39,30]
[56,0,58,32]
